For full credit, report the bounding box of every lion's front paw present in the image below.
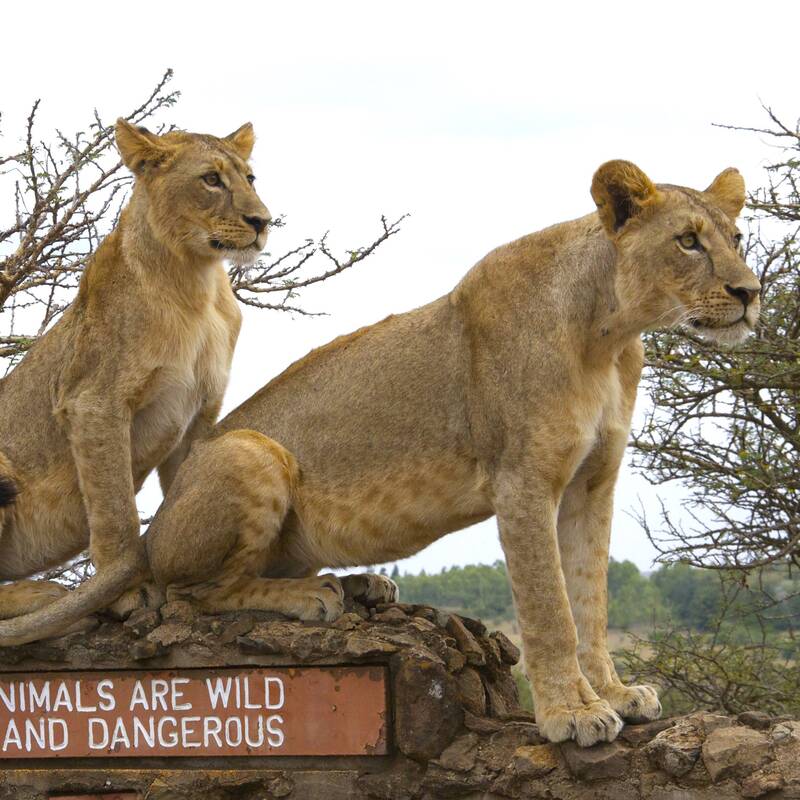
[296,574,345,623]
[599,683,661,724]
[341,573,399,606]
[537,699,623,747]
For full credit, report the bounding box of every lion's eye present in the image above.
[202,172,221,187]
[678,232,701,250]
[246,174,256,185]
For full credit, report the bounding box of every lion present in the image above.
[144,160,760,746]
[0,119,271,645]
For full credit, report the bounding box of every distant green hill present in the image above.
[392,559,800,633]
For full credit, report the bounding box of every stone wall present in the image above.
[0,599,797,799]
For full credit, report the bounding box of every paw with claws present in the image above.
[294,574,345,622]
[537,698,624,747]
[340,573,399,607]
[598,683,661,724]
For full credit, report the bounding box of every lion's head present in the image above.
[591,160,760,345]
[115,120,270,266]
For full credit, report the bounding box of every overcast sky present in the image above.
[1,1,797,573]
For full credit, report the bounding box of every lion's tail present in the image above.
[0,553,146,646]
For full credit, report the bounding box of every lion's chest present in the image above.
[571,361,629,453]
[131,297,237,482]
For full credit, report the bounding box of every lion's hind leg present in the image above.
[0,579,68,619]
[147,429,344,623]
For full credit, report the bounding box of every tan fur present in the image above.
[145,161,760,746]
[0,120,271,644]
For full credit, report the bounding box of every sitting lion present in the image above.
[0,120,270,645]
[145,161,760,746]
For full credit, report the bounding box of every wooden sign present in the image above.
[0,666,387,758]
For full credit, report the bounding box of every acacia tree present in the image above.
[0,69,403,369]
[631,107,800,571]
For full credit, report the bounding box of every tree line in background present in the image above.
[394,559,800,716]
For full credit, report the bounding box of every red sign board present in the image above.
[0,666,387,758]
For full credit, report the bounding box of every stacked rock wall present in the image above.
[0,599,797,798]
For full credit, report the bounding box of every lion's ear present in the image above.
[591,160,662,236]
[225,123,255,160]
[115,119,172,175]
[704,168,745,220]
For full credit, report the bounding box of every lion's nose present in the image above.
[725,283,759,308]
[243,214,270,234]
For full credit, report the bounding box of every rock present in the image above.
[443,645,467,672]
[357,756,424,799]
[741,767,785,798]
[560,740,631,781]
[457,667,487,716]
[620,717,675,745]
[490,630,520,665]
[343,634,398,659]
[695,711,735,735]
[479,722,543,770]
[463,710,504,735]
[159,600,199,623]
[701,725,771,781]
[394,658,463,761]
[479,635,503,668]
[772,720,800,743]
[210,612,255,643]
[446,615,486,666]
[644,718,703,777]
[458,615,488,638]
[128,638,165,660]
[436,733,480,772]
[373,607,408,624]
[123,608,162,637]
[331,612,363,631]
[147,621,192,647]
[738,710,773,730]
[511,743,560,778]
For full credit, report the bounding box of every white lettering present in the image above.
[244,715,264,748]
[52,682,73,712]
[266,714,284,748]
[75,680,97,713]
[203,716,223,748]
[205,677,233,710]
[181,716,202,748]
[265,677,285,710]
[0,683,14,712]
[132,716,155,749]
[157,716,179,747]
[110,717,131,750]
[243,676,260,710]
[24,718,45,751]
[97,679,116,712]
[151,679,169,712]
[130,680,148,711]
[29,682,50,712]
[171,678,192,711]
[88,718,109,750]
[49,718,68,751]
[225,717,243,747]
[2,719,21,751]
